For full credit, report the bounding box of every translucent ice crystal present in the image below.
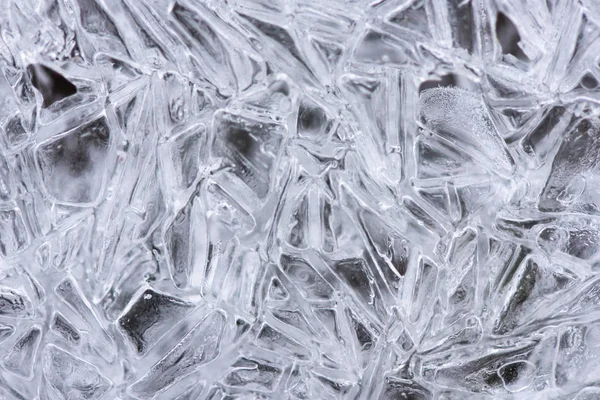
[1,0,600,398]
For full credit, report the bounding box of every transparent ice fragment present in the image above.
[256,324,310,360]
[223,357,283,392]
[170,1,235,92]
[447,0,476,53]
[212,110,285,199]
[239,13,306,69]
[160,73,209,129]
[280,254,334,301]
[0,286,33,318]
[3,325,41,378]
[134,168,167,241]
[420,87,516,177]
[312,370,355,397]
[42,344,112,400]
[0,206,29,258]
[555,325,600,390]
[380,378,431,400]
[415,132,480,179]
[50,311,81,346]
[117,288,194,355]
[267,277,289,300]
[36,116,112,205]
[130,310,226,397]
[536,217,600,261]
[420,315,482,355]
[54,277,113,356]
[204,180,256,234]
[498,360,536,393]
[339,74,392,151]
[0,157,14,201]
[346,307,376,352]
[386,0,431,38]
[310,38,343,75]
[238,78,294,118]
[287,192,309,249]
[218,248,264,315]
[171,383,205,400]
[354,30,414,66]
[55,278,98,327]
[423,341,538,393]
[357,208,409,287]
[0,76,20,124]
[270,307,315,336]
[409,257,438,324]
[0,324,14,343]
[75,0,128,56]
[539,118,600,212]
[98,249,156,320]
[573,387,600,400]
[332,258,379,309]
[297,98,331,139]
[162,124,208,195]
[165,195,202,289]
[521,106,569,161]
[402,195,448,235]
[3,113,30,147]
[494,258,573,334]
[96,55,144,94]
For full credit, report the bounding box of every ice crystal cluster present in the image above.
[1,0,600,398]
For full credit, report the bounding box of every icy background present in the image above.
[0,0,600,398]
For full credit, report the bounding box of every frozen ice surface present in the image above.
[2,0,600,398]
[42,344,112,399]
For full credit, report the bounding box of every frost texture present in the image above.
[0,0,599,398]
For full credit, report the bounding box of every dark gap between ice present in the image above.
[496,12,528,61]
[27,64,77,109]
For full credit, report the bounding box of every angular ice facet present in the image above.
[50,311,81,346]
[165,195,201,289]
[0,324,14,343]
[55,277,101,329]
[3,325,41,378]
[280,254,334,301]
[224,357,283,392]
[130,310,226,397]
[117,288,194,355]
[256,323,310,360]
[163,124,208,194]
[0,286,32,318]
[212,110,285,199]
[420,87,516,178]
[0,207,29,258]
[36,116,112,205]
[42,344,112,400]
[539,118,600,212]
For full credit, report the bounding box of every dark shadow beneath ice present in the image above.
[27,64,77,108]
[496,12,528,61]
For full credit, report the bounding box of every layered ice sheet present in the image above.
[0,0,599,398]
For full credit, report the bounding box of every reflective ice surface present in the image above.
[0,0,599,398]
